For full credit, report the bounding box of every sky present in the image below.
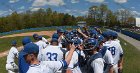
[0,0,140,17]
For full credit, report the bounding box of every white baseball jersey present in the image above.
[6,47,19,73]
[6,47,18,64]
[35,40,47,61]
[41,45,64,61]
[102,49,114,65]
[76,50,85,58]
[42,37,48,43]
[104,40,123,65]
[114,39,120,43]
[27,60,67,73]
[91,58,104,73]
[65,51,82,73]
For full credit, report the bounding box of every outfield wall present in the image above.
[112,29,140,41]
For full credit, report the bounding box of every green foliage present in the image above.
[0,8,77,32]
[87,4,135,27]
[0,4,136,32]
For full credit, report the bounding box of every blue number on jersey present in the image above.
[108,47,116,55]
[46,52,58,61]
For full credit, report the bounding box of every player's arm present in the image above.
[118,44,124,71]
[78,45,85,58]
[66,69,73,73]
[77,28,89,39]
[65,44,76,64]
[108,65,113,73]
[118,51,124,72]
[106,50,114,73]
[65,51,77,73]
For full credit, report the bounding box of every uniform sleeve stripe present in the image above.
[60,60,68,68]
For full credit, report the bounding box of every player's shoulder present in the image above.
[66,50,77,54]
[10,47,18,51]
[27,66,40,73]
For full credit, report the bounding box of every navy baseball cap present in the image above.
[86,38,98,47]
[57,29,64,33]
[84,38,98,51]
[102,31,111,38]
[22,37,32,45]
[11,40,17,45]
[73,39,81,46]
[97,34,104,42]
[51,38,58,43]
[33,34,39,38]
[52,33,59,39]
[111,32,118,37]
[38,36,42,40]
[22,43,39,56]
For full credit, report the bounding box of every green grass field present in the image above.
[0,36,140,73]
[0,35,49,52]
[119,37,140,73]
[0,35,49,73]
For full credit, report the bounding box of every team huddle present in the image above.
[6,26,123,73]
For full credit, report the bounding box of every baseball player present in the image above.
[22,43,76,73]
[96,32,114,73]
[33,33,49,44]
[34,36,48,61]
[65,39,82,73]
[52,33,63,47]
[86,38,104,73]
[6,41,19,73]
[41,38,64,61]
[18,37,32,73]
[103,31,123,73]
[111,31,120,43]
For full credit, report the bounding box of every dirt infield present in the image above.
[0,31,55,58]
[0,31,55,39]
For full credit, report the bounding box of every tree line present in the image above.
[86,4,135,27]
[0,4,136,32]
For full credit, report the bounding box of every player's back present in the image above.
[104,40,123,64]
[35,40,47,61]
[42,45,64,61]
[27,61,64,73]
[7,47,18,63]
[87,52,104,73]
[111,40,123,64]
[35,40,47,50]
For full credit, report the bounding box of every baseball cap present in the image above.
[102,31,112,38]
[22,37,32,45]
[97,34,104,42]
[73,39,81,46]
[57,29,64,33]
[22,43,39,56]
[11,40,17,45]
[51,38,58,43]
[52,33,59,39]
[84,38,98,51]
[111,32,118,37]
[33,34,39,38]
[38,36,42,40]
